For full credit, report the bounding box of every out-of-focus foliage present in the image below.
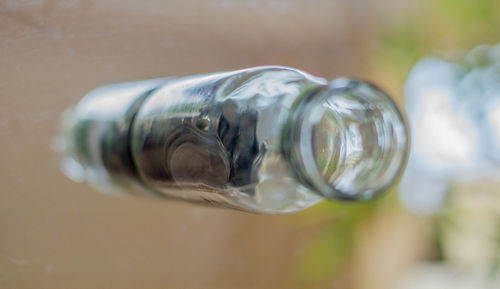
[374,0,500,90]
[439,180,500,271]
[292,199,377,288]
[294,0,500,288]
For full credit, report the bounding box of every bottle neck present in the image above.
[283,78,408,201]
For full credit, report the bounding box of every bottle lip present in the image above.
[283,78,409,201]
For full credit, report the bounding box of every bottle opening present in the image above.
[287,78,408,200]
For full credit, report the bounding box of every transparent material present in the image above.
[287,78,408,201]
[57,66,408,213]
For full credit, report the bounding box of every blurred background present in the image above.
[1,0,499,288]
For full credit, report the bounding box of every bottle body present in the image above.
[58,66,408,213]
[130,67,325,212]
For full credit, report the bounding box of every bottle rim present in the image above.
[283,78,409,201]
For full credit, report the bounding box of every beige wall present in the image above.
[0,1,420,288]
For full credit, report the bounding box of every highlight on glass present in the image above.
[55,66,408,213]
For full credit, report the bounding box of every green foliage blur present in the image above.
[293,0,500,287]
[375,0,500,90]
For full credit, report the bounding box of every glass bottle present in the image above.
[57,66,408,213]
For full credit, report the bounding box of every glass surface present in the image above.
[58,66,408,213]
[129,66,324,213]
[287,78,408,201]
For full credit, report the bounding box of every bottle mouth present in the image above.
[285,78,408,201]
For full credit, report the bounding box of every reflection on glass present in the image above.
[56,66,408,213]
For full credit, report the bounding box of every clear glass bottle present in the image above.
[57,66,408,213]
